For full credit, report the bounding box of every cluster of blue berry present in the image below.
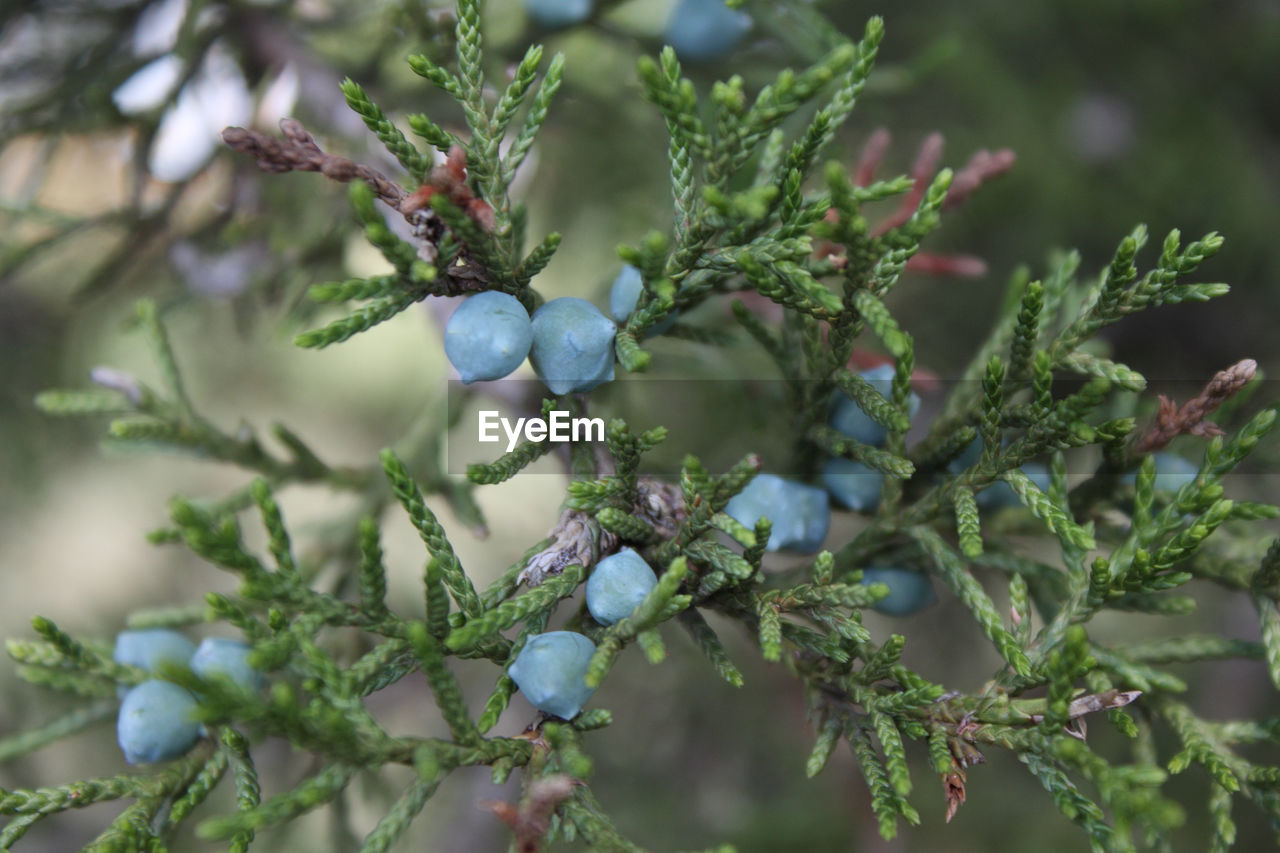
[440,3,755,393]
[439,1,1207,722]
[448,269,693,717]
[508,549,657,718]
[524,0,752,62]
[445,292,615,393]
[723,364,937,616]
[113,629,263,764]
[475,318,1200,719]
[823,363,917,512]
[445,263,678,393]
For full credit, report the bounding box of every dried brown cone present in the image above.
[943,764,967,823]
[222,119,406,208]
[1132,358,1258,455]
[222,120,491,286]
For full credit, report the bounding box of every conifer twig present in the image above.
[222,119,407,209]
[1133,359,1258,454]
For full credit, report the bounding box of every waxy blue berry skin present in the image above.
[664,0,752,62]
[860,567,937,616]
[117,681,201,764]
[821,458,884,513]
[608,265,644,323]
[190,638,264,692]
[978,462,1053,510]
[587,548,657,625]
[529,297,617,395]
[609,265,676,336]
[113,629,196,675]
[444,292,533,384]
[725,474,830,553]
[508,631,598,719]
[830,364,921,448]
[524,0,592,28]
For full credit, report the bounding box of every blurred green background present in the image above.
[2,0,1278,850]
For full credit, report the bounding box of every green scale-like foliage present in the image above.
[8,1,1280,851]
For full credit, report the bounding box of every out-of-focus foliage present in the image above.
[2,1,1280,852]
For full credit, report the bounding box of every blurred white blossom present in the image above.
[255,62,300,127]
[170,240,268,298]
[131,0,189,57]
[148,44,251,182]
[112,54,184,115]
